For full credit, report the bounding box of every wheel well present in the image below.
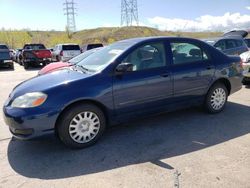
[212,78,231,94]
[54,99,109,132]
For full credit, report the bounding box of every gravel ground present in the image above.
[0,63,249,188]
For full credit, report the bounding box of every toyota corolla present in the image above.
[3,37,243,148]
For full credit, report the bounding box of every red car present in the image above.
[38,47,102,75]
[21,44,52,69]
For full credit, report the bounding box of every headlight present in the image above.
[11,92,47,108]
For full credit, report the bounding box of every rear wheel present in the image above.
[205,83,228,113]
[57,104,106,149]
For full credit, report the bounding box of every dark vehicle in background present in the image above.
[204,30,249,55]
[81,43,103,53]
[3,37,243,148]
[20,44,52,69]
[244,38,250,48]
[13,49,23,64]
[51,44,81,62]
[0,44,14,69]
[38,47,102,75]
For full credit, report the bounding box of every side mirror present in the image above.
[115,63,133,74]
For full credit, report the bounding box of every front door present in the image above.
[113,41,173,117]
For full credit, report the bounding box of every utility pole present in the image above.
[121,0,139,27]
[63,0,77,33]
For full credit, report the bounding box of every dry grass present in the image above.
[0,27,222,49]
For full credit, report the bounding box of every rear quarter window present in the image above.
[62,45,80,51]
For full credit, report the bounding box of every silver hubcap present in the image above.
[210,88,226,110]
[69,111,100,144]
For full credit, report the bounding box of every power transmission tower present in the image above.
[121,0,139,26]
[63,0,77,33]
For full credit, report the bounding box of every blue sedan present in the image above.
[3,37,243,148]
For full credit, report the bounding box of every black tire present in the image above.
[9,63,14,70]
[24,62,29,69]
[57,103,106,149]
[204,83,228,114]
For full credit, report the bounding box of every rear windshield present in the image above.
[24,44,46,50]
[62,45,80,51]
[0,45,8,50]
[87,44,103,50]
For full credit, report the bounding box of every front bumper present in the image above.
[3,105,59,140]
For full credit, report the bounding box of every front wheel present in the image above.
[57,104,106,149]
[204,83,228,114]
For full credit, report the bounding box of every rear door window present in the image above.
[62,45,80,51]
[170,42,209,65]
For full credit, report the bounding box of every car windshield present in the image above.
[77,43,129,72]
[62,45,80,51]
[69,48,100,64]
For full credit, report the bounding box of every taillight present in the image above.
[60,51,63,56]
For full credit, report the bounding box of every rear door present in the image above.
[113,41,173,116]
[169,39,215,101]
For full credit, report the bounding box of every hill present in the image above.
[0,26,222,49]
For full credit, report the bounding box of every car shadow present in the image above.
[7,102,250,179]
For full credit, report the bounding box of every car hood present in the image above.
[223,30,248,38]
[11,69,91,97]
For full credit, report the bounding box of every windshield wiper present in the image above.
[75,65,95,73]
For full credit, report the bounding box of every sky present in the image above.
[0,0,250,32]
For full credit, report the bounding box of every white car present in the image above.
[240,51,250,85]
[52,44,81,62]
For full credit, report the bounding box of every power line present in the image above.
[121,0,139,26]
[63,0,77,33]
